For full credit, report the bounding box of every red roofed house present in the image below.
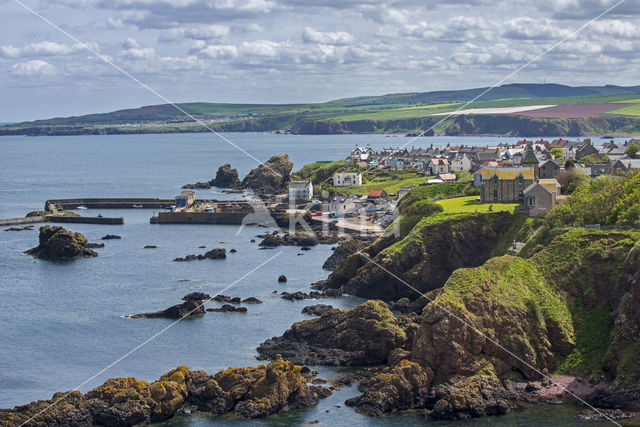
[367,189,388,202]
[427,157,451,176]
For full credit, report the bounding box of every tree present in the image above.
[556,168,590,195]
[551,148,564,160]
[625,143,639,158]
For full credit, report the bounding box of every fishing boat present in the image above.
[132,204,143,209]
[76,205,87,210]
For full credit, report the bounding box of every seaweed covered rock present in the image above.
[25,226,97,260]
[328,212,515,299]
[346,360,429,416]
[242,154,293,195]
[257,300,414,366]
[322,239,368,271]
[211,164,241,188]
[0,359,329,425]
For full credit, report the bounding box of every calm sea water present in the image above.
[0,133,630,426]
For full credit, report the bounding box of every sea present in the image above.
[0,132,633,426]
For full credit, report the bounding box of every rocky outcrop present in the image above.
[302,304,334,316]
[323,212,515,300]
[25,226,98,260]
[257,300,415,366]
[211,164,241,188]
[101,234,121,240]
[173,248,226,262]
[242,154,293,195]
[0,358,329,425]
[182,181,211,189]
[428,376,512,420]
[322,239,368,271]
[129,300,205,319]
[346,360,429,416]
[207,305,248,313]
[280,291,325,301]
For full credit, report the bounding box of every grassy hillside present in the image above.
[4,83,640,136]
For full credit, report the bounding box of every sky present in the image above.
[1,0,639,122]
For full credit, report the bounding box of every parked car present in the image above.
[313,211,323,216]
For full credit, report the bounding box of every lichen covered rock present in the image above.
[25,226,97,260]
[211,163,241,188]
[346,360,429,416]
[0,359,328,426]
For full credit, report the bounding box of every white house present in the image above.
[289,181,313,204]
[451,153,472,172]
[333,172,363,187]
[330,197,356,217]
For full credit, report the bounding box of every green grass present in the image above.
[436,196,518,214]
[330,171,426,197]
[606,98,640,117]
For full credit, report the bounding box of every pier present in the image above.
[46,198,175,210]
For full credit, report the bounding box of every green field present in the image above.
[606,98,640,117]
[436,196,518,214]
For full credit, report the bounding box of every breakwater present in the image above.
[46,198,175,210]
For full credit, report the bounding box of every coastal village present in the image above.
[278,138,640,231]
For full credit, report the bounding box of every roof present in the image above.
[289,180,311,188]
[437,173,457,181]
[431,158,449,165]
[482,167,535,180]
[538,179,561,193]
[524,179,561,196]
[368,189,387,197]
[539,159,561,168]
[522,149,539,164]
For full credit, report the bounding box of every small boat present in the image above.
[76,205,87,210]
[165,205,176,210]
[204,206,214,213]
[132,204,143,209]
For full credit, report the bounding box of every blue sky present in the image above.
[1,0,639,122]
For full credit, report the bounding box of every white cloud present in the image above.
[0,45,21,58]
[197,44,238,59]
[118,47,155,60]
[12,60,55,76]
[159,25,230,42]
[302,28,354,45]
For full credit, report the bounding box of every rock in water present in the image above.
[130,300,205,319]
[241,154,293,195]
[173,248,226,262]
[211,163,241,188]
[101,234,121,240]
[0,359,330,424]
[207,305,248,313]
[278,275,288,283]
[182,292,212,301]
[25,226,98,260]
[301,304,334,316]
[345,360,429,416]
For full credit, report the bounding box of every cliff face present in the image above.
[410,230,640,386]
[326,212,515,300]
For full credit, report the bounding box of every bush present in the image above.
[404,200,443,217]
[556,168,590,195]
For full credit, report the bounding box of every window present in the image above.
[493,189,498,199]
[527,197,535,207]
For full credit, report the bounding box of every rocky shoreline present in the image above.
[0,357,331,426]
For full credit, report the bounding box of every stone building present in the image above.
[481,166,535,203]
